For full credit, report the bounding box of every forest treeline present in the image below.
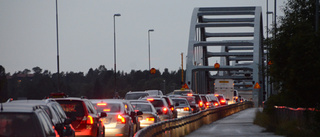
[0,65,184,101]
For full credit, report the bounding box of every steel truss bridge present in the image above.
[185,7,265,107]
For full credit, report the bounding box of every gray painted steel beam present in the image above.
[202,18,255,23]
[206,52,253,57]
[196,23,254,28]
[194,40,253,46]
[205,33,254,37]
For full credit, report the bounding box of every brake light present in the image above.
[87,115,94,125]
[170,107,174,111]
[183,107,189,111]
[199,101,203,107]
[214,102,219,106]
[162,107,168,114]
[97,103,107,106]
[187,93,193,96]
[117,115,126,124]
[221,99,226,103]
[147,98,154,101]
[206,102,210,106]
[103,109,111,112]
[146,117,155,121]
[214,94,219,97]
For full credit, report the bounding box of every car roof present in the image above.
[1,103,41,113]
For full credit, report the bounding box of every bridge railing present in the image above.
[134,101,253,137]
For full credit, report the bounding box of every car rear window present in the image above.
[149,100,164,107]
[179,96,196,105]
[201,96,208,102]
[0,113,42,137]
[131,103,152,112]
[172,99,188,106]
[125,93,149,100]
[93,103,121,113]
[56,100,85,117]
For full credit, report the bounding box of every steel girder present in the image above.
[186,7,264,107]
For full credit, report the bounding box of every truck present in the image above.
[214,79,238,104]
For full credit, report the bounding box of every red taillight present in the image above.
[146,117,155,121]
[103,109,111,112]
[183,107,189,111]
[147,98,154,101]
[117,115,126,124]
[87,115,94,125]
[214,102,219,106]
[199,101,203,107]
[220,99,226,103]
[206,102,210,106]
[187,93,193,96]
[97,102,107,106]
[162,107,168,114]
[170,107,174,111]
[214,94,219,97]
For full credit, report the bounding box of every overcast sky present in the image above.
[0,0,286,74]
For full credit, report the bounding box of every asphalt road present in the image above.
[185,108,283,137]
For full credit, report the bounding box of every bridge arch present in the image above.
[185,7,264,107]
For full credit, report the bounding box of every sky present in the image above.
[0,0,286,75]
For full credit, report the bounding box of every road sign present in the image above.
[254,82,261,89]
[150,68,156,74]
[214,63,220,69]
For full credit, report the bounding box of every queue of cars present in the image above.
[0,90,234,137]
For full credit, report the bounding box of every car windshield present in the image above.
[125,93,149,100]
[94,103,121,113]
[0,113,42,137]
[131,103,153,112]
[56,100,85,117]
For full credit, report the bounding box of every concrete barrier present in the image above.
[134,101,253,137]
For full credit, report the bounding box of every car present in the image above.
[91,99,143,137]
[0,103,59,137]
[171,98,192,118]
[145,90,163,96]
[146,95,177,118]
[6,99,75,137]
[177,95,200,113]
[192,94,205,111]
[54,97,107,137]
[130,101,161,128]
[214,94,228,105]
[199,94,214,109]
[141,97,173,121]
[206,94,221,107]
[124,91,150,100]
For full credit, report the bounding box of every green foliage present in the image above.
[269,0,320,107]
[3,65,185,100]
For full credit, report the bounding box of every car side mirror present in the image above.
[99,112,107,118]
[130,111,136,117]
[157,109,163,115]
[136,111,143,116]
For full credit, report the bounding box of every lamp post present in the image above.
[113,13,121,93]
[148,29,154,70]
[55,0,60,92]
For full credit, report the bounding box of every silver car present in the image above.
[171,98,192,118]
[130,101,161,128]
[91,99,136,137]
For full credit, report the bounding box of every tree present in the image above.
[269,0,320,107]
[0,65,8,101]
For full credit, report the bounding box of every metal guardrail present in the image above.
[134,101,253,137]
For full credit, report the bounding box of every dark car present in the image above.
[0,103,58,137]
[177,96,200,113]
[6,99,75,137]
[54,97,107,137]
[214,94,228,105]
[146,95,177,118]
[141,97,173,121]
[192,94,205,111]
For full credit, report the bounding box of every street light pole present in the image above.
[55,0,60,92]
[113,13,121,94]
[148,29,154,70]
